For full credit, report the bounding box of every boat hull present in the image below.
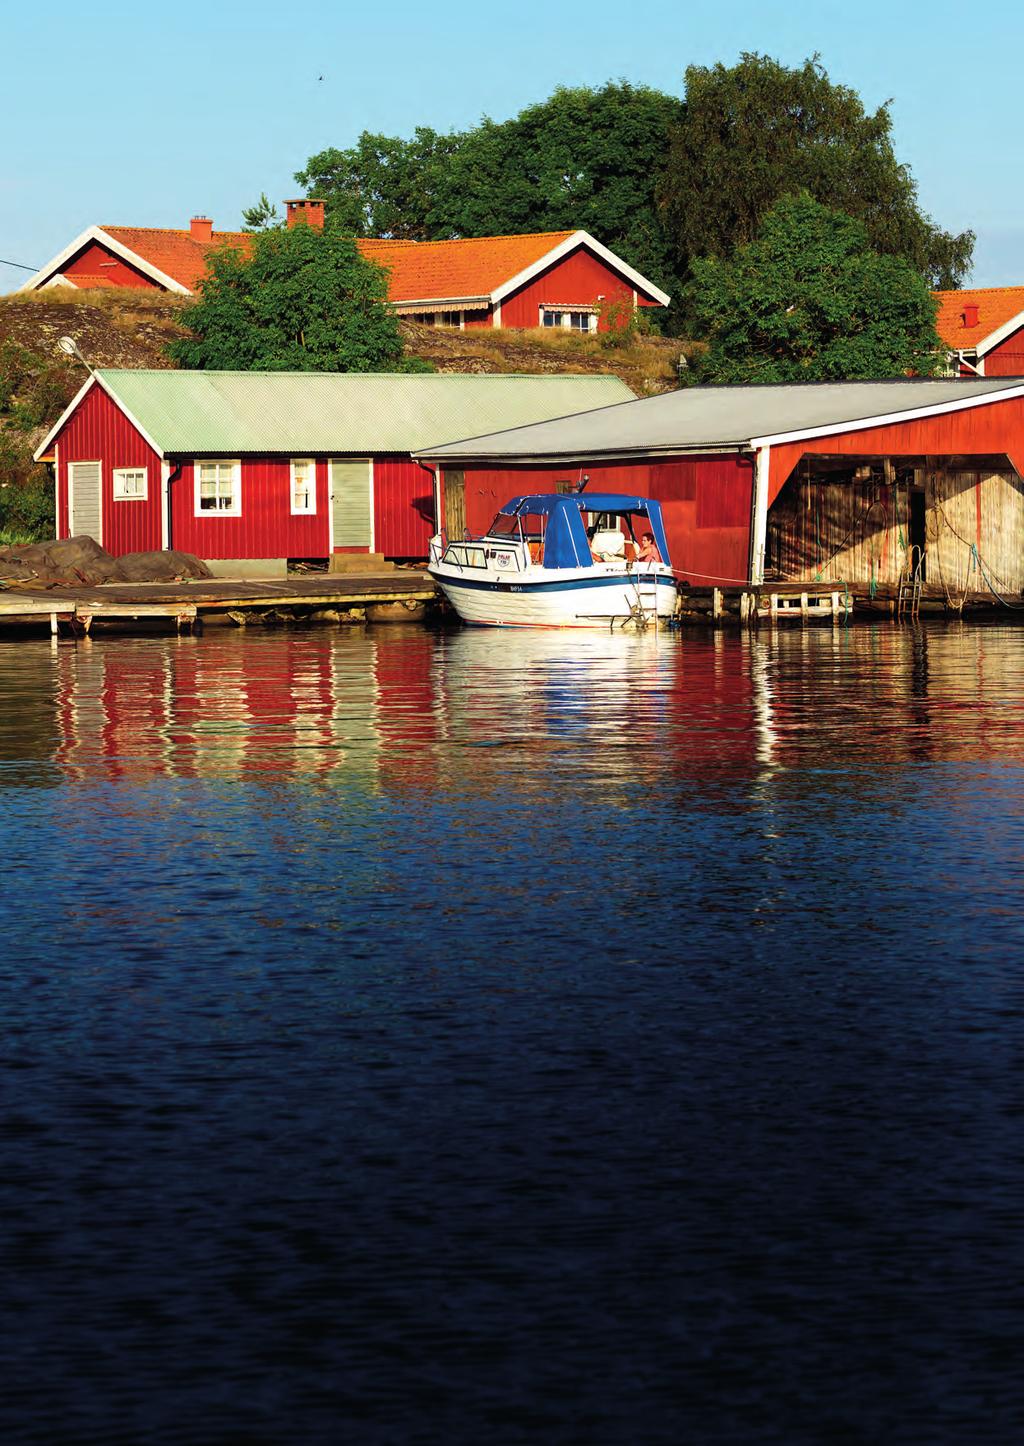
[428,568,678,628]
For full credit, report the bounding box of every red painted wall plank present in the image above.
[373,457,436,558]
[984,330,1024,376]
[499,245,656,330]
[767,392,1024,504]
[170,458,330,559]
[451,454,753,586]
[54,383,163,553]
[63,240,162,289]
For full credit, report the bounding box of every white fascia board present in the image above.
[18,225,192,296]
[34,373,167,461]
[490,231,671,309]
[749,383,1024,449]
[417,443,746,465]
[33,374,98,459]
[975,310,1024,358]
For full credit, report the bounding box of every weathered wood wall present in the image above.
[767,463,1024,594]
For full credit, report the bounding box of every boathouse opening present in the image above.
[764,453,1024,598]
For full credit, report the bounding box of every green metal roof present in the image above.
[91,369,634,456]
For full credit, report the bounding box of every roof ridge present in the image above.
[934,284,1024,297]
[103,224,248,238]
[359,230,577,248]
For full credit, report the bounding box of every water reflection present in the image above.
[2,621,1024,1442]
[2,621,1024,793]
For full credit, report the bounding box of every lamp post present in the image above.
[58,336,94,374]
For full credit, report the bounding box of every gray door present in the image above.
[69,461,102,541]
[330,459,372,550]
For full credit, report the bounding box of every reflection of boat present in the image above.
[427,491,678,628]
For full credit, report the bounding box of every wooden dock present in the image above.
[675,580,1018,626]
[0,571,440,635]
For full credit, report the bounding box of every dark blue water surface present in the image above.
[2,622,1023,1444]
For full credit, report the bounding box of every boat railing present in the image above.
[434,537,528,573]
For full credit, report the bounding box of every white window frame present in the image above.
[290,458,317,515]
[540,306,598,334]
[194,459,241,517]
[112,466,148,501]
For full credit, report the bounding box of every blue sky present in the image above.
[2,0,1021,291]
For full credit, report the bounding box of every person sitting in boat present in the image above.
[636,532,661,564]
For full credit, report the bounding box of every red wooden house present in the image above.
[935,287,1024,376]
[34,369,632,567]
[20,201,669,332]
[417,378,1024,595]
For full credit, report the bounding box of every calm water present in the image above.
[1,622,1023,1444]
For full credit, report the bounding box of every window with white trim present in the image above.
[195,460,240,516]
[112,467,148,501]
[291,459,316,515]
[541,307,597,333]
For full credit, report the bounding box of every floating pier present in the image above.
[0,572,440,635]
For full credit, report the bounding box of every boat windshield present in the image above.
[486,512,523,541]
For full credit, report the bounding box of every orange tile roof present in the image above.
[933,286,1024,350]
[97,226,576,302]
[102,226,252,290]
[357,232,576,303]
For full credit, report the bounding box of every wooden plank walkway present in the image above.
[0,571,439,633]
[676,581,1016,627]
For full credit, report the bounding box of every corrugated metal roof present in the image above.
[417,378,1024,461]
[94,370,634,455]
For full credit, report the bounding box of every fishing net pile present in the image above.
[0,536,211,587]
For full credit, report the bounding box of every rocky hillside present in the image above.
[0,289,689,495]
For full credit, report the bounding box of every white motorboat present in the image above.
[427,490,677,628]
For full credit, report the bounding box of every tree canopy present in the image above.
[661,55,972,291]
[688,192,943,384]
[295,83,682,300]
[289,59,973,338]
[169,225,416,373]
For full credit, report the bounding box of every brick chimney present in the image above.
[963,302,980,329]
[190,216,213,242]
[285,198,326,231]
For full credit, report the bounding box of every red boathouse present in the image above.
[418,378,1024,596]
[34,370,632,567]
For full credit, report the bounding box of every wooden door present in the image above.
[68,461,102,542]
[444,469,466,541]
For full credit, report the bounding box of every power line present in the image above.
[0,258,40,272]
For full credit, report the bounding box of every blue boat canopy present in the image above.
[485,492,671,570]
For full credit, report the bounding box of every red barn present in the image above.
[34,370,632,567]
[418,378,1024,596]
[20,201,669,332]
[935,287,1024,377]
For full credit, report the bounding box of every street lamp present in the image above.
[58,336,94,374]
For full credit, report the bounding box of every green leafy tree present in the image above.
[426,83,681,296]
[294,84,682,304]
[662,54,973,292]
[295,128,458,238]
[688,192,943,383]
[241,192,282,231]
[168,225,416,372]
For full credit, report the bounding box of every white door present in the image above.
[330,459,373,551]
[68,461,102,542]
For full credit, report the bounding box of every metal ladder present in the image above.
[897,546,924,620]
